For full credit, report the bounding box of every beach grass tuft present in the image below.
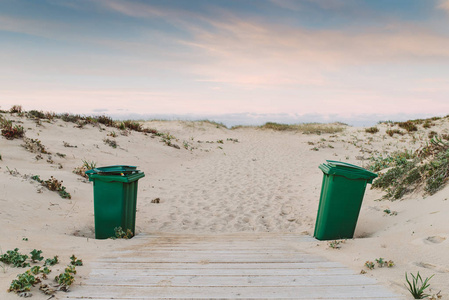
[259,122,346,134]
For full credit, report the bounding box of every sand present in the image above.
[0,112,448,299]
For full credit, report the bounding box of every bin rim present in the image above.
[87,170,145,183]
[319,162,377,183]
[85,165,138,175]
[325,160,377,178]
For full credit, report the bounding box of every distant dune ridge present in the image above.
[0,106,448,299]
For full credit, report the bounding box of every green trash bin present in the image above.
[85,165,145,239]
[314,160,377,241]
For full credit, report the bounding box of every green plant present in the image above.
[259,122,345,134]
[423,120,434,129]
[44,256,59,266]
[22,137,49,154]
[59,113,82,123]
[96,115,115,127]
[383,209,398,216]
[27,110,46,119]
[8,272,38,294]
[227,138,239,142]
[10,105,23,114]
[405,272,434,299]
[1,121,25,140]
[328,240,343,249]
[122,120,142,131]
[56,152,66,158]
[365,261,375,270]
[114,226,133,239]
[375,257,385,268]
[398,121,418,132]
[0,248,30,268]
[30,249,44,263]
[161,133,180,149]
[103,138,117,148]
[70,255,83,266]
[108,131,118,137]
[386,129,404,137]
[29,266,42,275]
[83,160,96,170]
[428,131,438,139]
[63,141,77,148]
[387,260,395,267]
[365,127,379,134]
[32,175,72,199]
[55,266,76,287]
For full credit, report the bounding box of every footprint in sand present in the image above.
[414,262,449,273]
[424,235,446,244]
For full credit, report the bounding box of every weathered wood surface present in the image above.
[65,234,404,299]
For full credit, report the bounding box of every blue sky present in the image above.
[1,0,449,126]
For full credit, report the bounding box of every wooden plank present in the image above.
[84,274,378,286]
[106,249,318,254]
[98,253,323,263]
[90,261,345,270]
[64,234,404,300]
[89,267,354,277]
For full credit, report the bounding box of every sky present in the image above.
[1,0,449,126]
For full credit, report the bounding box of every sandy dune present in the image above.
[0,113,448,299]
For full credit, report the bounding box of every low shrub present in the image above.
[397,121,418,132]
[372,136,449,198]
[1,123,25,140]
[365,127,379,134]
[31,175,71,199]
[9,105,22,114]
[386,129,404,137]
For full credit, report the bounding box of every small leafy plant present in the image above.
[8,254,83,296]
[44,256,59,266]
[364,259,394,270]
[70,255,83,266]
[383,209,398,216]
[328,240,343,249]
[55,265,76,288]
[1,121,25,140]
[22,137,50,154]
[103,138,117,148]
[31,175,72,199]
[30,249,44,263]
[114,226,133,239]
[365,261,375,270]
[0,248,30,268]
[8,272,38,294]
[405,272,434,299]
[73,159,96,179]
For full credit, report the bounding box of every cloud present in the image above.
[270,0,348,11]
[181,17,449,88]
[438,0,449,13]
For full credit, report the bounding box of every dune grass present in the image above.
[371,136,449,199]
[258,122,347,134]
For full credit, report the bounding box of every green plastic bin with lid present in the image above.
[313,160,377,241]
[85,165,145,239]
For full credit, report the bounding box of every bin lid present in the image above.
[319,160,377,183]
[85,165,138,176]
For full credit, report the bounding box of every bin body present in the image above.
[86,166,145,239]
[314,160,377,241]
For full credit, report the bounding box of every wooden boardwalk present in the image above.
[65,234,404,299]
